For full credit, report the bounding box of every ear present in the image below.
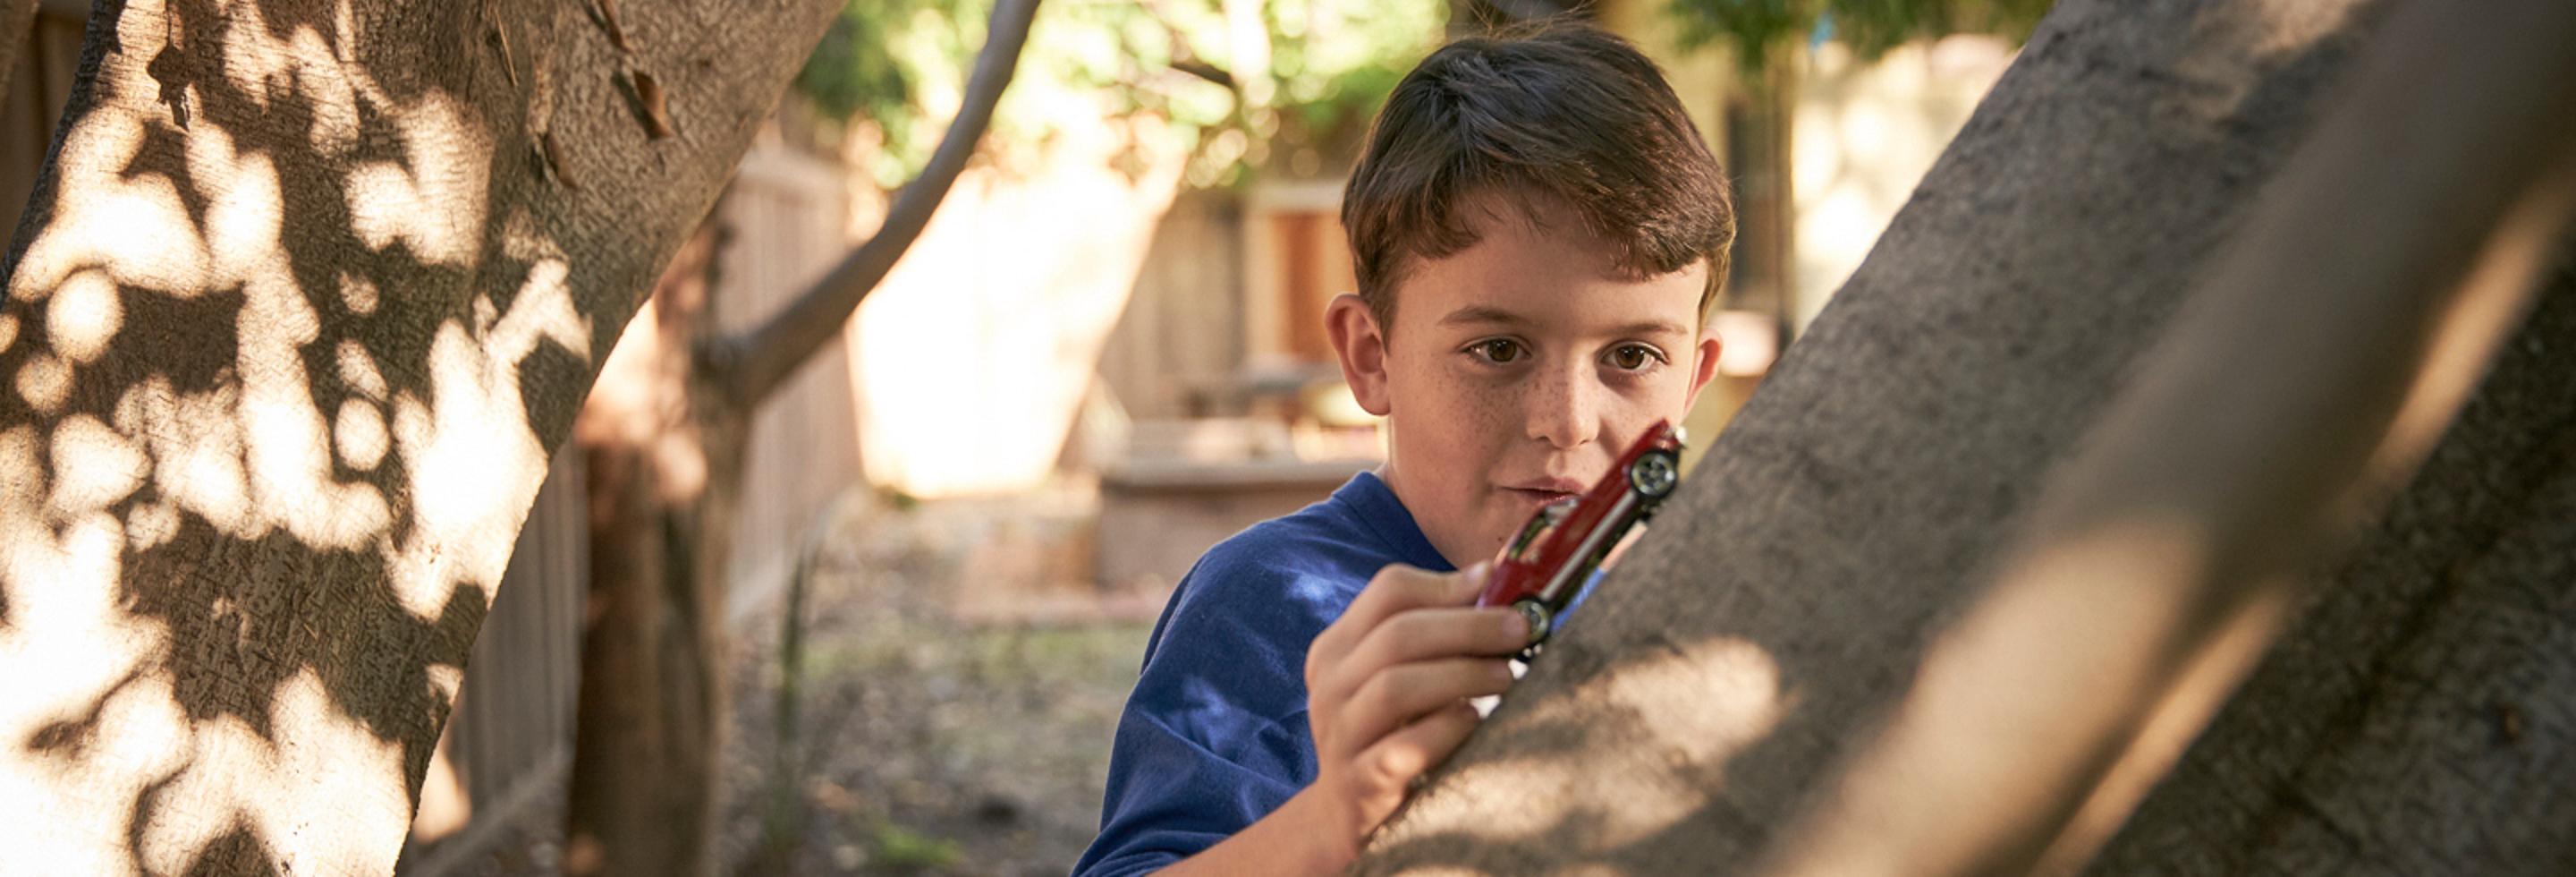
[1326,294,1393,416]
[1683,322,1724,411]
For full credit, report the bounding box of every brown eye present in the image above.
[1607,344,1659,371]
[1474,339,1524,363]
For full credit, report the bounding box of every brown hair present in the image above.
[1341,23,1735,333]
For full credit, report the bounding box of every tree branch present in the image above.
[1485,0,1569,24]
[1171,57,1235,91]
[706,0,1040,406]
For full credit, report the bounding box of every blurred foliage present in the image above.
[797,0,1447,190]
[869,822,964,869]
[1667,0,2052,72]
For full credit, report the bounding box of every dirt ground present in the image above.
[713,491,1161,876]
[420,488,1174,876]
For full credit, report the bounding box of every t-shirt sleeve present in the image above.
[1072,541,1346,877]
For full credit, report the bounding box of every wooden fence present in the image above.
[713,145,863,625]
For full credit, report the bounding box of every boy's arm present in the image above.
[1158,563,1530,875]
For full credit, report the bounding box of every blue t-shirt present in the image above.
[1072,471,1453,876]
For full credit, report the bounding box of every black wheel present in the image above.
[1628,449,1679,498]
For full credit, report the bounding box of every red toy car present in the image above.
[1476,420,1684,660]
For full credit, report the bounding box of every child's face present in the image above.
[1328,192,1722,569]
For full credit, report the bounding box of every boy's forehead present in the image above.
[1396,249,1707,340]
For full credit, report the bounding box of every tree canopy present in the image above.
[795,0,1445,189]
[1669,0,2053,71]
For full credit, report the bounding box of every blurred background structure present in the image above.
[0,0,2029,873]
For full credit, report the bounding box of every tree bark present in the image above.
[0,0,838,873]
[0,0,39,104]
[1756,0,2576,871]
[565,220,749,877]
[1356,0,2567,871]
[563,1,1038,873]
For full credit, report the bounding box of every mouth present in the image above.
[1499,481,1585,511]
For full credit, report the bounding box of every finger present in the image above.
[1354,606,1533,672]
[1316,605,1529,708]
[1309,563,1486,683]
[1318,562,1483,658]
[1355,703,1481,820]
[1335,658,1514,754]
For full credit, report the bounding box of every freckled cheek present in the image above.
[1402,368,1517,495]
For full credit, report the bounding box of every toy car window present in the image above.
[1504,499,1573,561]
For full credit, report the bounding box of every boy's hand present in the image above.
[1301,562,1529,859]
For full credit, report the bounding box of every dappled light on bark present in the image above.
[1401,637,1786,853]
[1753,0,2576,872]
[0,0,844,869]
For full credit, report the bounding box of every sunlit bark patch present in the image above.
[15,113,213,298]
[44,271,122,363]
[0,668,187,875]
[239,263,390,549]
[126,377,254,536]
[186,128,284,291]
[14,354,70,413]
[135,669,408,876]
[1404,638,1785,851]
[0,474,178,875]
[343,96,487,268]
[385,264,587,618]
[334,399,390,471]
[335,339,389,401]
[47,415,148,520]
[337,272,380,315]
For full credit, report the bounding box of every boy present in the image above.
[1074,22,1733,876]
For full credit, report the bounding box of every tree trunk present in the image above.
[1363,0,2574,872]
[0,0,838,872]
[563,1,1037,873]
[564,220,752,877]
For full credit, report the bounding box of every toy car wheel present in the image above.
[1628,449,1679,498]
[1513,600,1552,648]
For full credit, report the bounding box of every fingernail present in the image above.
[1500,609,1529,639]
[1462,561,1490,589]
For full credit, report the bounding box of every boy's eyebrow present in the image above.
[1437,305,1531,328]
[1437,306,1690,338]
[1606,319,1694,339]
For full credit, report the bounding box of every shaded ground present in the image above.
[715,491,1157,876]
[411,487,1168,876]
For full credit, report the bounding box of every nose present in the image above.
[1523,360,1601,450]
